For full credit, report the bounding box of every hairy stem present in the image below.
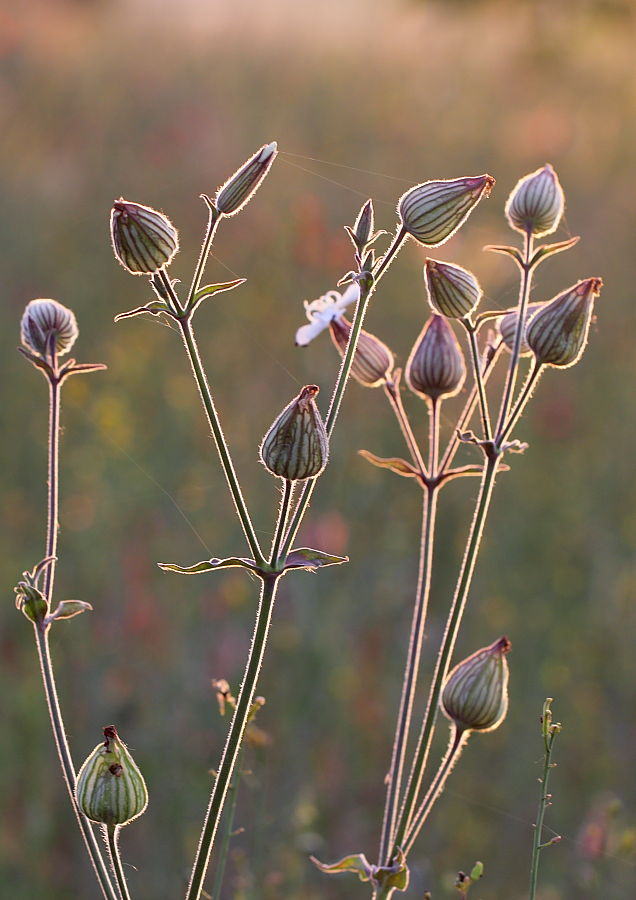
[187,206,222,307]
[270,479,293,567]
[462,320,492,441]
[106,825,132,900]
[43,375,60,600]
[210,746,243,900]
[383,379,427,476]
[391,453,499,857]
[499,361,544,445]
[179,317,263,564]
[185,575,280,900]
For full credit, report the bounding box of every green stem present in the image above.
[280,228,408,559]
[494,232,534,441]
[378,484,439,864]
[383,379,427,476]
[529,722,559,899]
[210,746,243,900]
[106,825,132,900]
[391,453,499,857]
[499,361,543,446]
[270,479,293,567]
[178,317,263,565]
[462,320,492,441]
[187,206,222,307]
[403,727,468,854]
[185,575,280,900]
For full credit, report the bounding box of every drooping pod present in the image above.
[398,175,495,247]
[441,636,511,733]
[526,277,602,368]
[424,259,482,319]
[329,316,394,388]
[406,315,466,402]
[260,385,329,481]
[110,199,179,275]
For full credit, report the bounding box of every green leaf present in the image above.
[483,244,524,269]
[469,860,484,882]
[375,848,410,893]
[284,548,349,571]
[158,557,258,575]
[49,600,93,621]
[114,301,169,322]
[529,236,580,269]
[310,853,373,882]
[189,279,246,313]
[358,449,420,478]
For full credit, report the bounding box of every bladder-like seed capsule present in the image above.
[424,259,482,319]
[398,175,495,247]
[498,302,544,357]
[76,726,148,827]
[21,299,78,357]
[260,385,329,481]
[406,315,466,401]
[505,164,565,238]
[329,316,394,388]
[526,277,603,368]
[441,636,511,733]
[110,199,179,275]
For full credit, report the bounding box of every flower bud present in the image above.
[498,302,544,357]
[441,636,511,733]
[21,299,78,357]
[526,277,602,368]
[329,316,394,388]
[215,141,278,216]
[110,199,179,275]
[398,175,495,247]
[76,726,148,827]
[505,164,564,237]
[260,385,329,481]
[406,315,466,401]
[424,259,482,319]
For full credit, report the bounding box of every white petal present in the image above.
[295,318,329,346]
[336,283,361,312]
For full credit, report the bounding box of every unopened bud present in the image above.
[424,259,482,319]
[498,302,544,356]
[260,385,329,481]
[21,299,78,357]
[76,726,148,827]
[329,316,394,388]
[505,165,564,237]
[527,278,602,368]
[347,199,375,251]
[441,636,511,733]
[110,199,179,275]
[398,175,495,247]
[14,581,48,624]
[215,141,278,216]
[406,315,466,401]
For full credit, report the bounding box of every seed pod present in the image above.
[498,302,544,357]
[215,142,278,216]
[21,299,78,357]
[398,175,495,247]
[526,277,602,368]
[424,259,482,319]
[406,315,466,401]
[260,385,329,481]
[329,316,394,388]
[110,199,179,275]
[76,726,148,827]
[505,164,565,237]
[441,636,511,733]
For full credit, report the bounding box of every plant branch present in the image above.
[529,700,561,900]
[188,205,222,307]
[499,361,544,445]
[106,825,132,900]
[462,320,492,441]
[210,746,243,900]
[383,376,427,477]
[270,479,293,567]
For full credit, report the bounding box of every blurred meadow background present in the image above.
[2,0,636,897]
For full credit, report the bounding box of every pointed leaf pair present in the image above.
[358,449,421,478]
[114,300,170,322]
[284,548,348,571]
[188,279,246,314]
[158,556,259,575]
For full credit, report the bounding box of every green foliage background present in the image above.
[2,1,636,897]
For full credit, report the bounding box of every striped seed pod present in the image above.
[527,277,602,368]
[505,164,565,238]
[215,142,278,216]
[498,302,545,357]
[20,299,78,357]
[406,315,466,401]
[329,316,394,388]
[260,385,329,481]
[441,636,511,733]
[424,259,482,319]
[76,726,148,827]
[398,175,495,247]
[110,199,179,275]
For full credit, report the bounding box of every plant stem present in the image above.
[106,825,132,900]
[383,378,427,476]
[270,479,293,567]
[187,206,222,307]
[280,228,408,559]
[462,320,492,441]
[185,575,280,900]
[494,232,534,441]
[391,453,499,857]
[499,361,543,446]
[403,727,468,854]
[32,369,118,900]
[210,747,243,900]
[529,707,560,900]
[178,317,263,565]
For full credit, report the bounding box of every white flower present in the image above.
[295,283,360,347]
